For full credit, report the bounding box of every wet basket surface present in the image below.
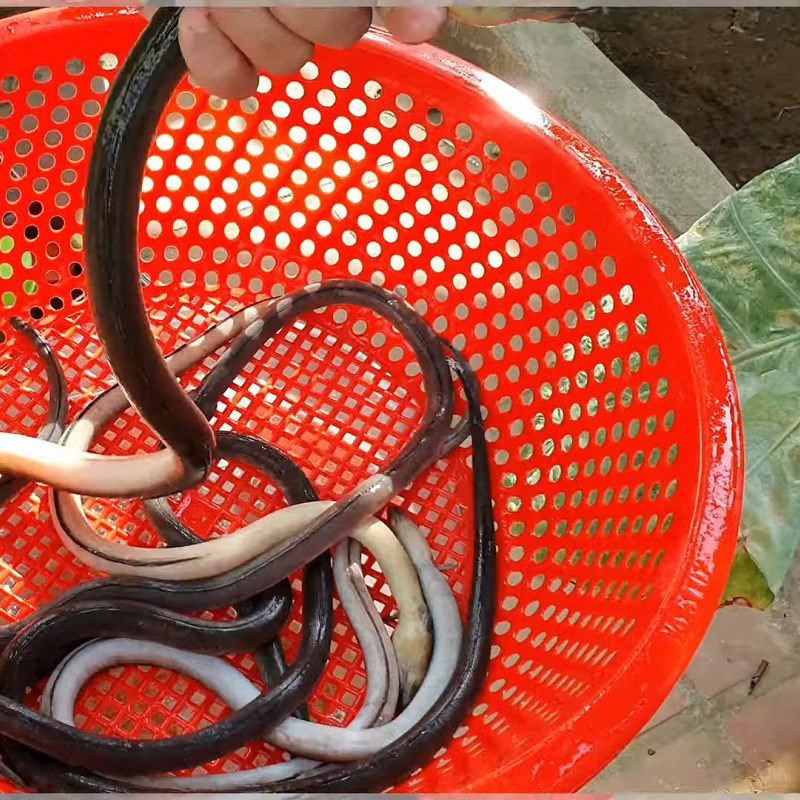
[0,8,742,792]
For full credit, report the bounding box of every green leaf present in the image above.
[721,548,774,611]
[678,154,800,606]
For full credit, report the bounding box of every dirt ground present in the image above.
[583,8,800,187]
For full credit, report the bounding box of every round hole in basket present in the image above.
[0,8,742,792]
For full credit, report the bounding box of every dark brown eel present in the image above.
[0,318,69,505]
[84,8,214,479]
[53,279,454,584]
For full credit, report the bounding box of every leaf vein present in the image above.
[730,193,800,311]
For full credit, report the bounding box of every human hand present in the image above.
[140,6,447,100]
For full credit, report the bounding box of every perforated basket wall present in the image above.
[0,8,742,792]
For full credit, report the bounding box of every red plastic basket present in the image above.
[0,7,742,792]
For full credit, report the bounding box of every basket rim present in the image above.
[0,8,745,792]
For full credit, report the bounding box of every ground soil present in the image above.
[583,7,800,187]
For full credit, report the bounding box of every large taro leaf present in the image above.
[677,154,800,609]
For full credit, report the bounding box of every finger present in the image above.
[379,7,447,44]
[179,7,258,99]
[271,7,371,49]
[211,7,314,76]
